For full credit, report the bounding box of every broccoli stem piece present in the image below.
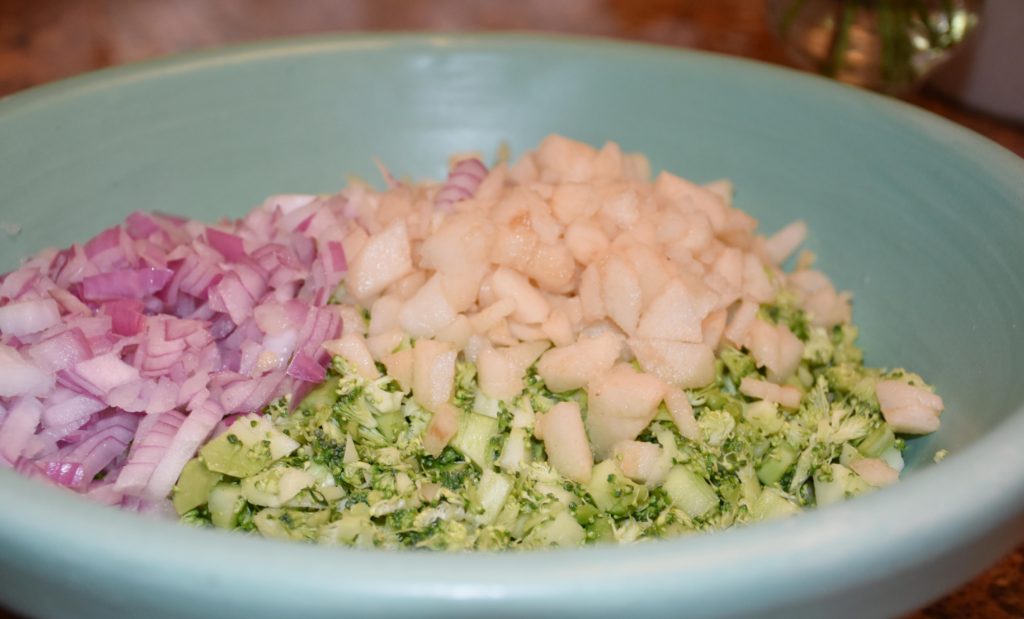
[757,442,798,486]
[857,423,896,458]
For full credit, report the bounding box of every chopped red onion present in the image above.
[65,353,141,398]
[286,351,327,383]
[205,227,247,262]
[0,344,54,397]
[0,299,62,337]
[103,299,146,336]
[143,398,224,501]
[41,392,105,429]
[0,397,43,465]
[0,185,353,507]
[125,212,162,239]
[435,157,488,212]
[83,227,121,260]
[27,328,92,373]
[114,410,185,495]
[81,267,174,301]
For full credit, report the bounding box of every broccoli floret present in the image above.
[310,428,347,481]
[720,347,758,381]
[417,447,479,492]
[760,293,810,341]
[365,376,403,414]
[486,406,513,465]
[802,327,834,366]
[523,366,584,412]
[180,507,213,528]
[184,285,933,551]
[453,361,478,413]
[698,409,736,448]
[264,395,292,421]
[830,324,863,365]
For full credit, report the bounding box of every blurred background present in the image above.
[0,0,1021,157]
[0,1,1021,617]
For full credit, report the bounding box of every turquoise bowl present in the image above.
[1,34,1023,619]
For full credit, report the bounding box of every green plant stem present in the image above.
[823,0,856,77]
[780,0,975,94]
[894,2,915,89]
[913,0,943,47]
[941,0,958,46]
[877,0,897,87]
[780,0,808,37]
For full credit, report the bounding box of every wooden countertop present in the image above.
[1,1,1022,617]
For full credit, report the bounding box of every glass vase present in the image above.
[766,0,983,95]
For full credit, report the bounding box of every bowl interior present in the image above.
[1,33,1024,619]
[3,35,1022,468]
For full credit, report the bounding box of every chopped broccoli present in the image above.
[172,300,937,550]
[760,291,810,341]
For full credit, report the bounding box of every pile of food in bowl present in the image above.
[0,135,943,550]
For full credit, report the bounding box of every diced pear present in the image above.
[621,243,673,308]
[387,269,427,301]
[469,298,517,334]
[536,332,622,393]
[536,401,593,483]
[508,152,539,184]
[703,179,734,204]
[612,440,667,485]
[422,402,460,456]
[491,267,550,325]
[490,213,538,271]
[723,299,759,349]
[435,314,472,350]
[739,376,802,410]
[600,255,642,335]
[598,185,641,230]
[637,277,717,343]
[412,339,457,411]
[528,199,563,245]
[702,308,727,350]
[347,220,413,303]
[551,183,598,225]
[564,218,609,267]
[711,247,744,294]
[398,273,458,338]
[526,242,576,293]
[746,318,804,383]
[585,363,667,458]
[848,457,899,487]
[578,263,606,323]
[419,212,494,275]
[629,338,715,389]
[322,333,380,380]
[536,134,598,183]
[593,140,625,179]
[541,309,574,347]
[504,340,551,372]
[875,380,943,434]
[663,388,699,441]
[507,321,548,342]
[477,347,524,401]
[368,294,402,335]
[653,171,728,232]
[366,329,405,360]
[764,220,808,266]
[742,254,775,303]
[440,269,486,314]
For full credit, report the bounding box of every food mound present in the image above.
[0,135,943,549]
